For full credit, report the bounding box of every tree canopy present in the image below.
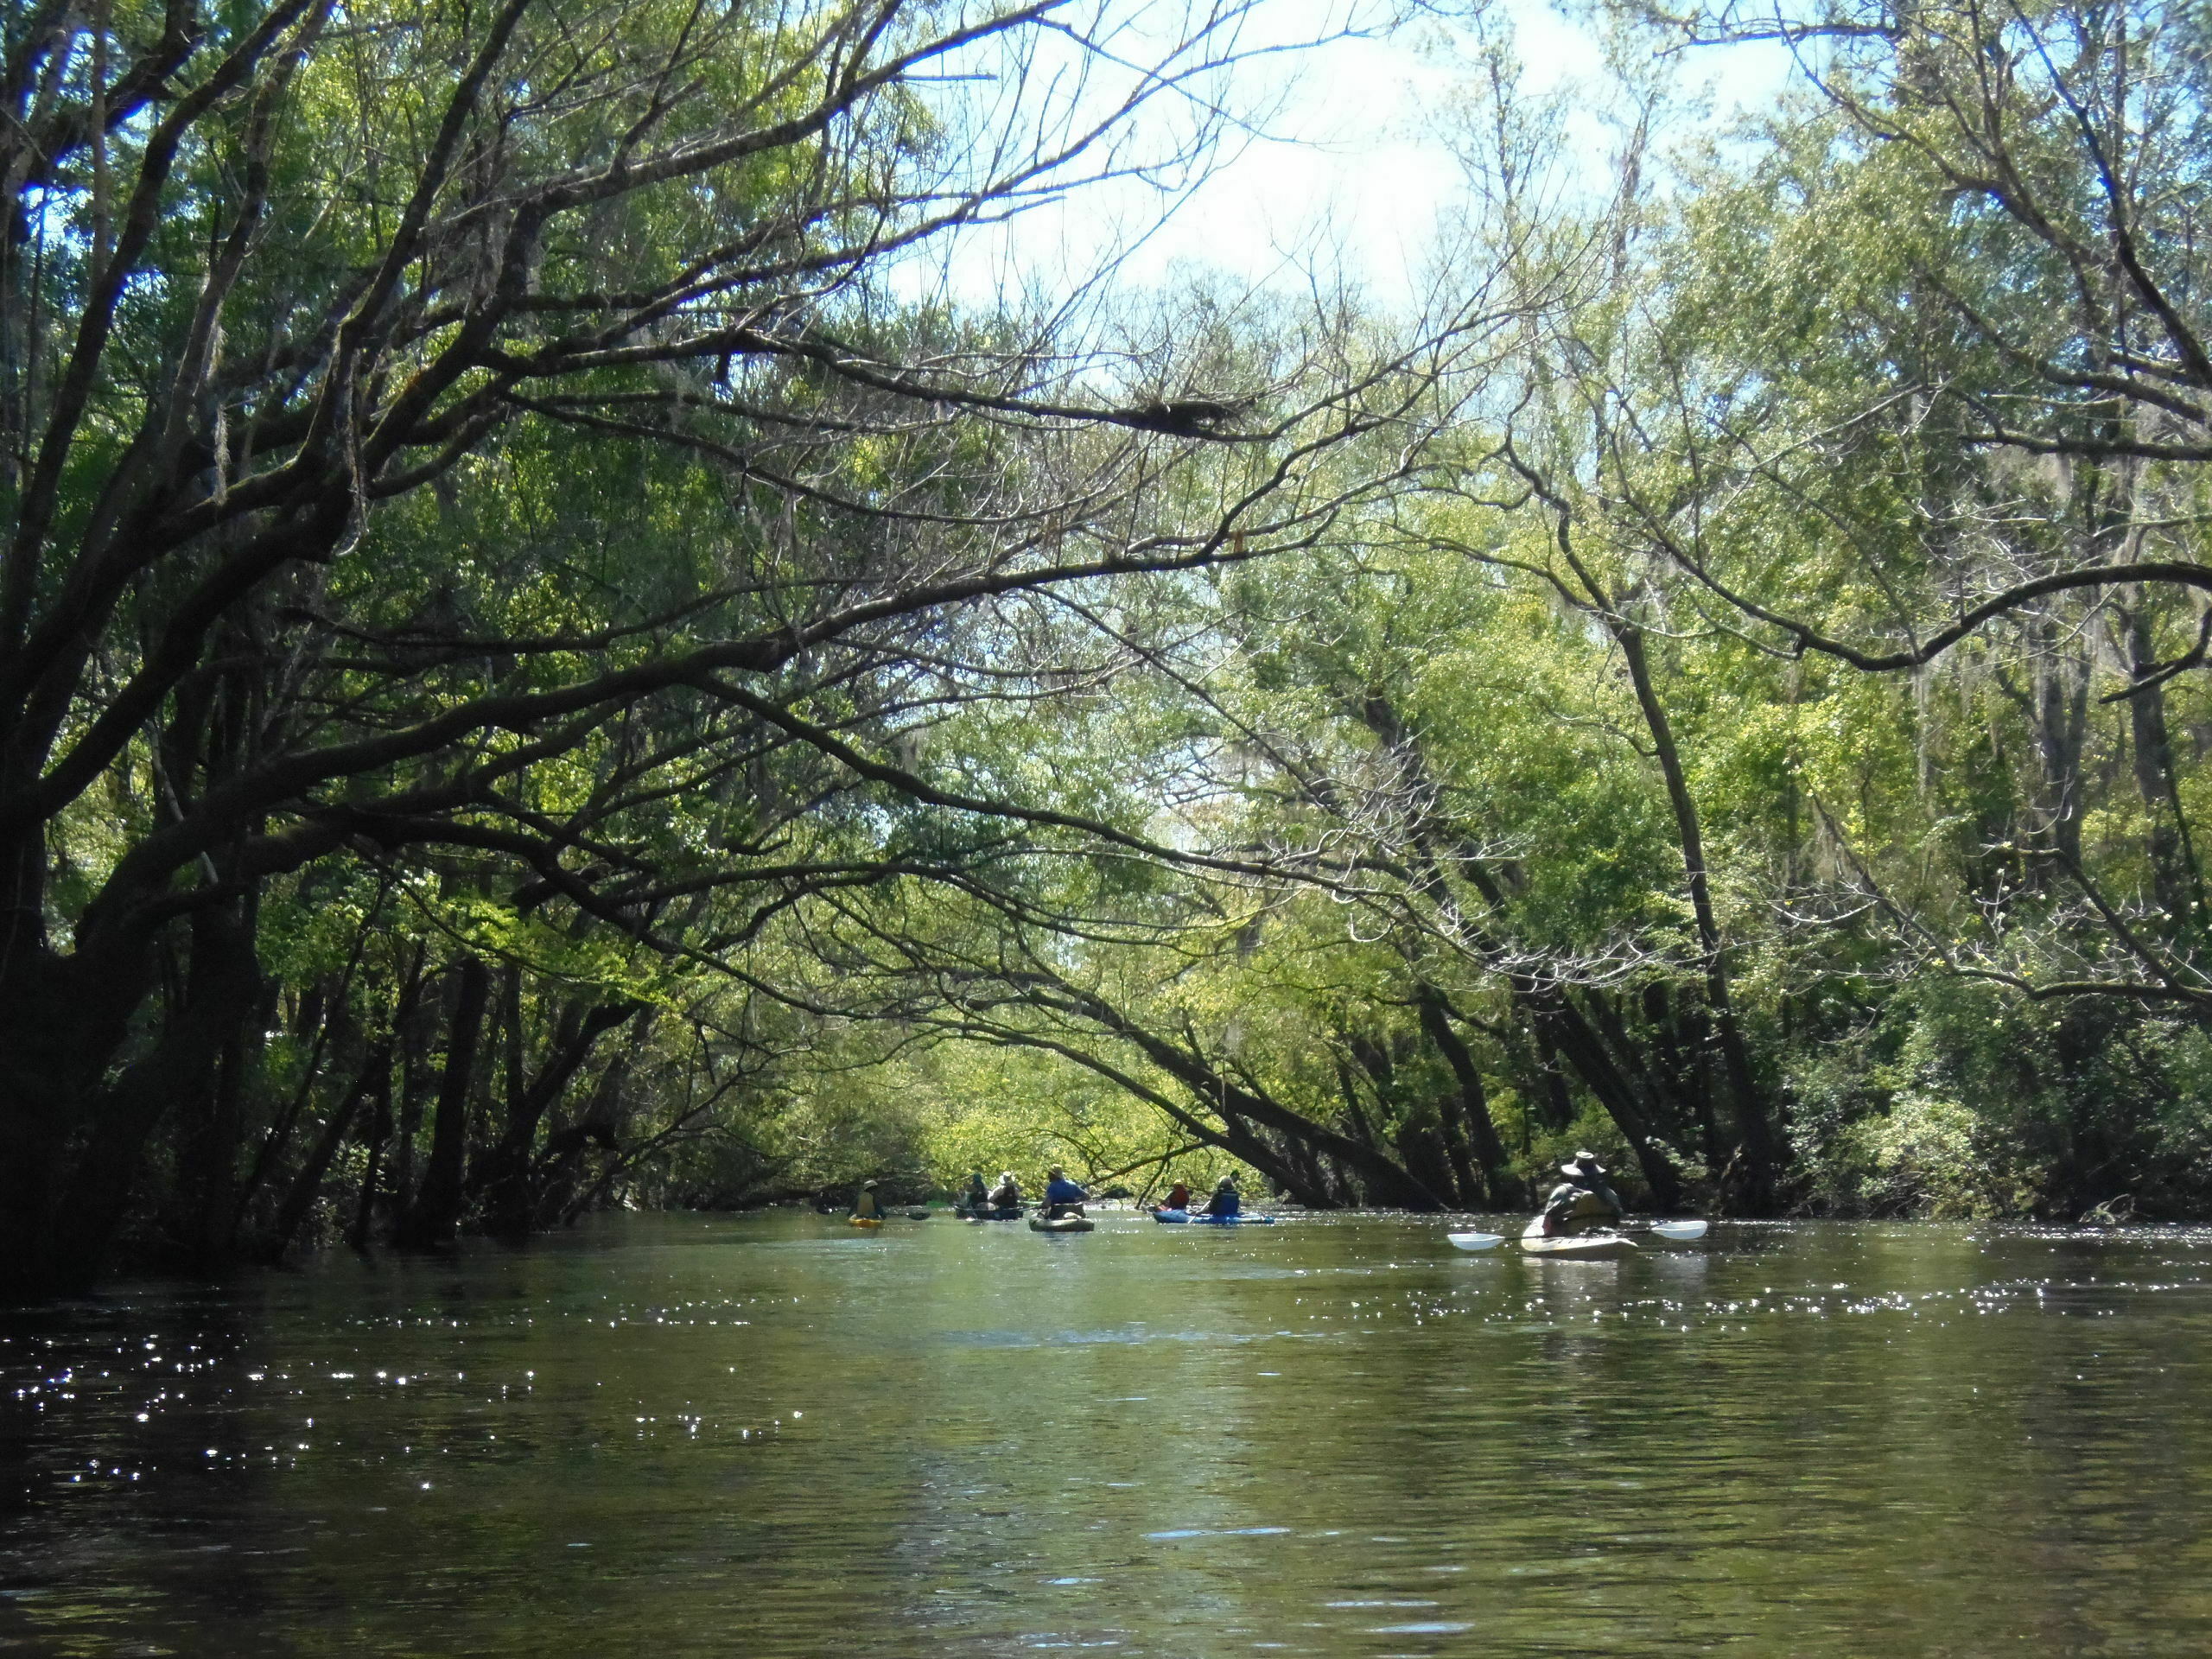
[9,0,2212,1299]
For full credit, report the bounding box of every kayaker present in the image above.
[988,1170,1023,1212]
[1537,1152,1623,1236]
[851,1179,887,1221]
[960,1171,990,1214]
[1159,1180,1192,1212]
[1042,1166,1089,1219]
[1198,1177,1240,1219]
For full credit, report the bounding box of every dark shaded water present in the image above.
[4,1211,2211,1656]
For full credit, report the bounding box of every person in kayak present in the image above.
[1537,1153,1623,1236]
[1042,1166,1089,1219]
[1158,1180,1193,1213]
[987,1170,1023,1212]
[1198,1177,1241,1219]
[851,1179,887,1220]
[960,1171,990,1214]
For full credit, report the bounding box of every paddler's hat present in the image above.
[1215,1176,1236,1191]
[1048,1165,1065,1177]
[862,1179,879,1189]
[1560,1151,1605,1178]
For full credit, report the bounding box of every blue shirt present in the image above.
[1044,1177,1087,1205]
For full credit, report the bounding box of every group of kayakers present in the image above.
[922,1166,1245,1222]
[949,1165,1092,1219]
[955,1170,1026,1219]
[950,1159,1159,1230]
[860,1148,1620,1231]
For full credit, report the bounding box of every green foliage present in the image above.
[24,0,2212,1305]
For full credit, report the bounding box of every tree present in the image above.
[0,0,1468,1294]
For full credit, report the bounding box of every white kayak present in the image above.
[1520,1221,1635,1258]
[1449,1217,1706,1255]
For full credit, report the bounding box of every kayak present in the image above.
[1519,1220,1634,1259]
[903,1208,931,1220]
[1458,1218,1703,1255]
[848,1216,883,1229]
[956,1207,1025,1222]
[1028,1216,1096,1233]
[1153,1209,1275,1224]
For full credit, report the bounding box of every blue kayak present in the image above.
[1152,1209,1275,1225]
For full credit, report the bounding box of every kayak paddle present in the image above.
[1447,1231,1504,1251]
[1452,1219,1704,1251]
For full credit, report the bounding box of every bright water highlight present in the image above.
[5,1212,2211,1655]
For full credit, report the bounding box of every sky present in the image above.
[917,0,1799,317]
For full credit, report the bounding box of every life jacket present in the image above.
[1544,1179,1620,1234]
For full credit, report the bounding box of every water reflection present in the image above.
[5,1215,2212,1655]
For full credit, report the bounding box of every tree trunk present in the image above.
[349,1059,394,1254]
[474,1000,639,1241]
[393,957,490,1250]
[1614,623,1779,1211]
[1416,986,1511,1205]
[1524,986,1684,1211]
[236,986,348,1236]
[2028,618,2091,867]
[2126,601,2203,928]
[267,1043,387,1262]
[28,908,264,1295]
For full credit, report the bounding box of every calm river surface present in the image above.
[4,1211,2210,1656]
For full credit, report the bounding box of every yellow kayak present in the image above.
[848,1216,883,1228]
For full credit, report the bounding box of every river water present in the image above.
[4,1211,2210,1656]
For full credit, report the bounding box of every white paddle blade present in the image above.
[1649,1219,1708,1240]
[1447,1231,1504,1251]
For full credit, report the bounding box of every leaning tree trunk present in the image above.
[266,1043,389,1262]
[473,1000,639,1241]
[1515,982,1684,1211]
[1416,986,1514,1205]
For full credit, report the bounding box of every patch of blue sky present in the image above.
[886,0,1798,320]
